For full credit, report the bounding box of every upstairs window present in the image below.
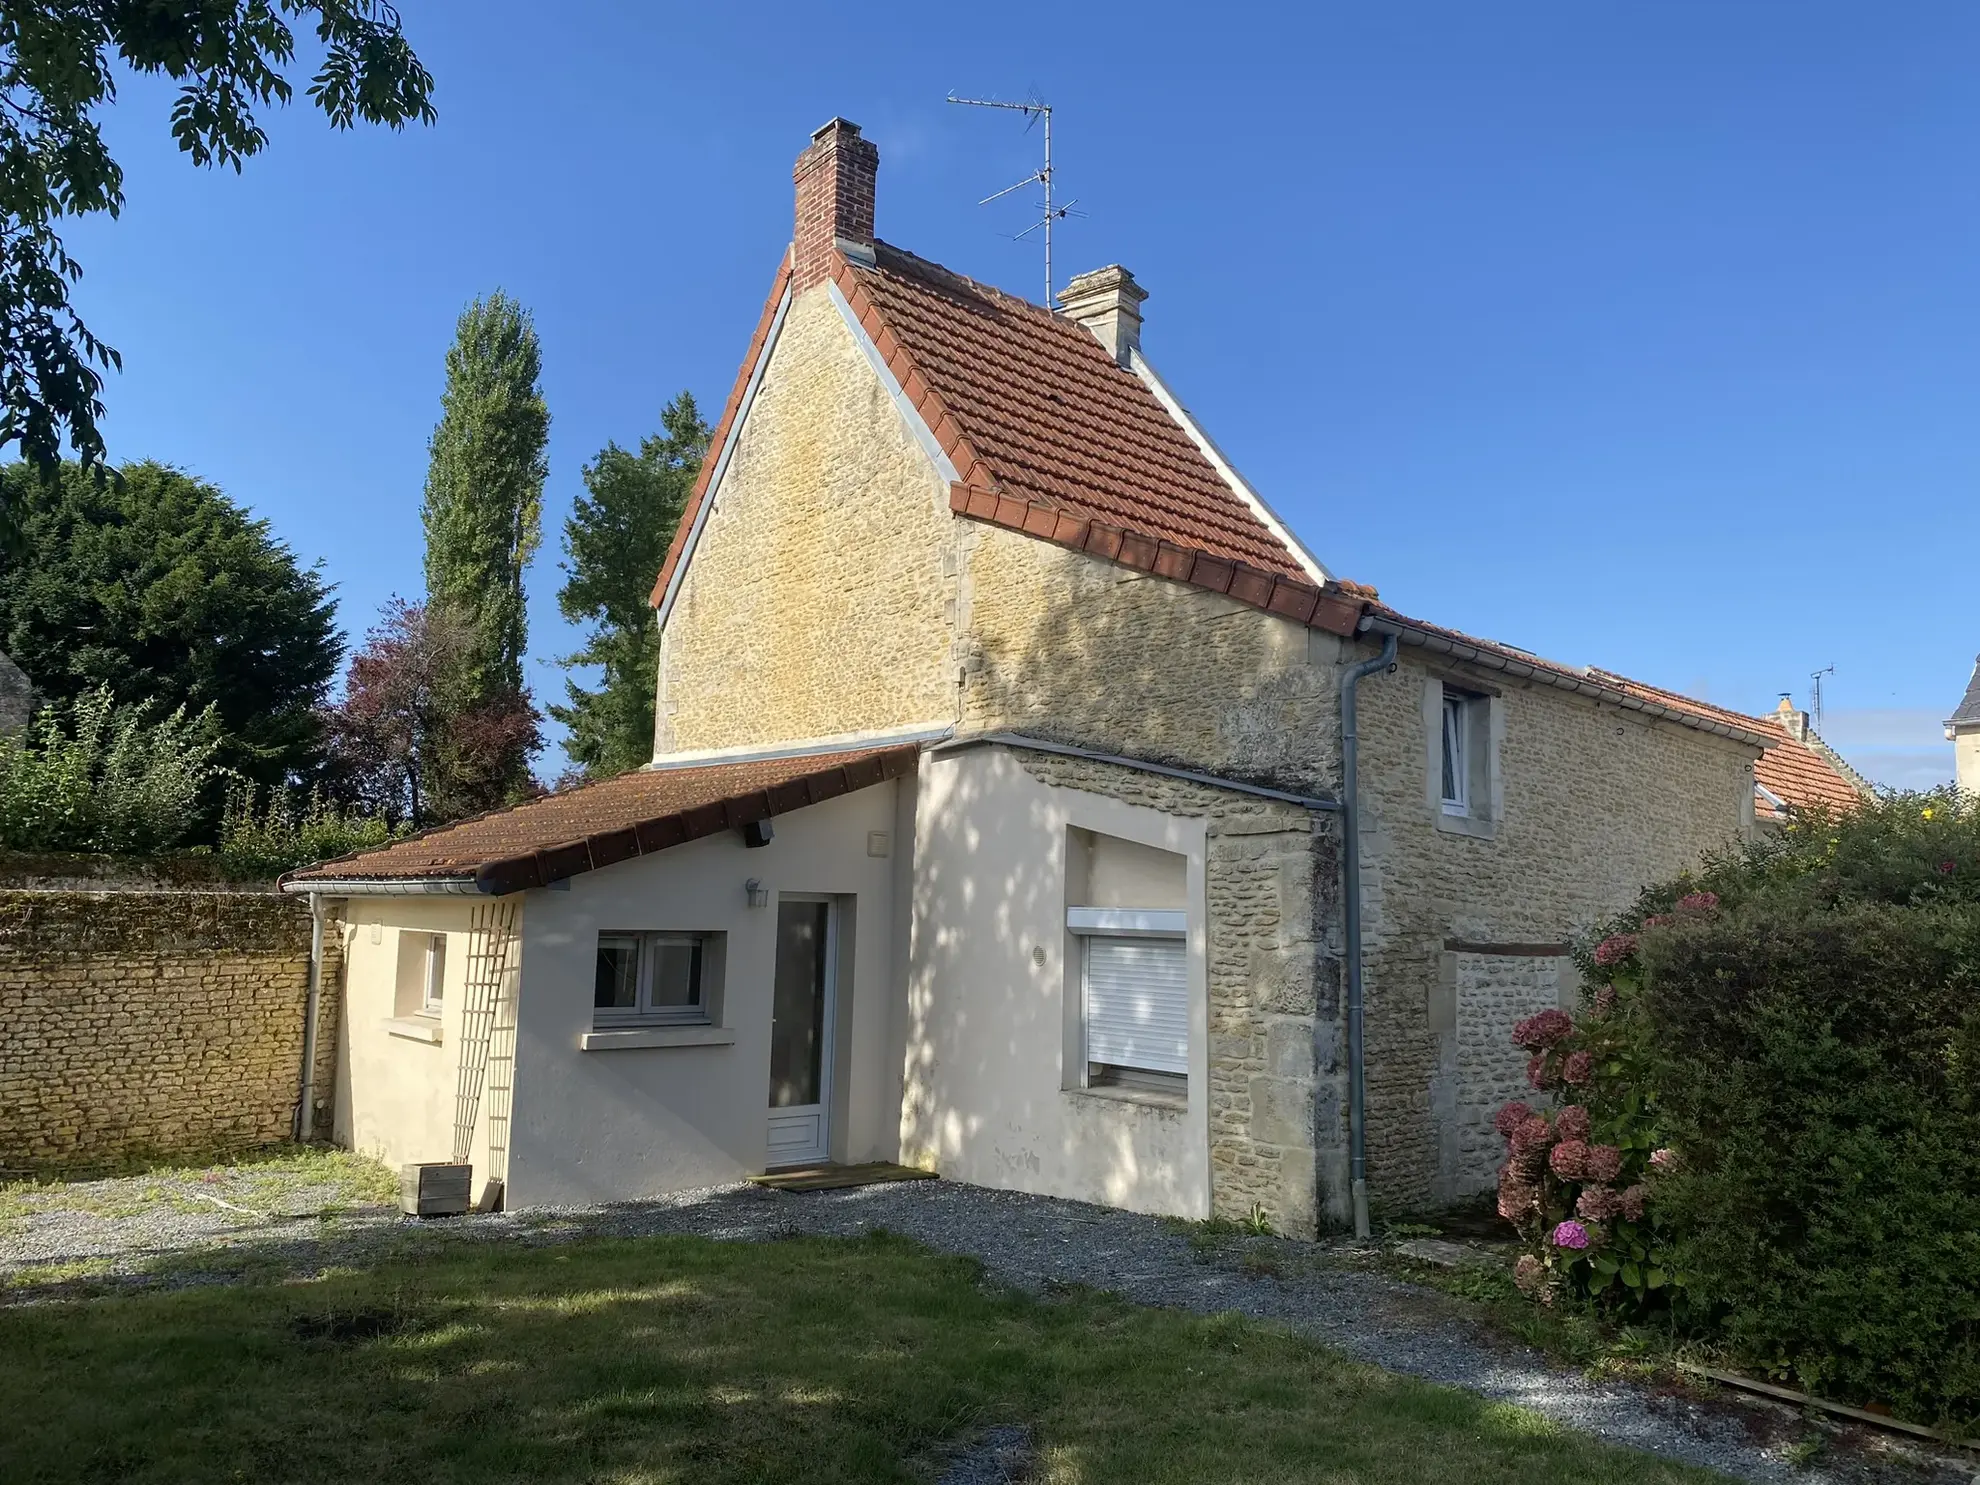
[594,933,708,1028]
[421,934,446,1014]
[1441,693,1471,815]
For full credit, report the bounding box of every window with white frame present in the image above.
[1441,692,1471,815]
[1068,906,1189,1099]
[594,932,708,1028]
[420,933,446,1014]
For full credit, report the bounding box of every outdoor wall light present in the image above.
[745,878,770,909]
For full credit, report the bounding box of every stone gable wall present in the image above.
[655,287,962,755]
[1011,750,1343,1236]
[960,524,1342,796]
[0,650,32,735]
[0,891,338,1171]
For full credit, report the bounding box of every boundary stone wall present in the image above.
[0,890,337,1171]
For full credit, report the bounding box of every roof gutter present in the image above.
[1374,616,1774,748]
[279,877,484,896]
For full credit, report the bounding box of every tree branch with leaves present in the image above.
[0,1,434,476]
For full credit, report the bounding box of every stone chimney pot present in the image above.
[792,118,879,291]
[1057,265,1148,364]
[1775,694,1810,742]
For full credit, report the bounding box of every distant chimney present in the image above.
[793,118,878,290]
[1057,265,1147,364]
[1775,694,1810,742]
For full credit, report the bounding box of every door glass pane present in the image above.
[594,937,639,1010]
[769,900,829,1109]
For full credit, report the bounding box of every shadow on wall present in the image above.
[960,545,1343,798]
[903,747,1208,1214]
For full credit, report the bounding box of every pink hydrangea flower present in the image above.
[1593,986,1618,1016]
[1619,1184,1648,1221]
[1593,933,1639,967]
[1548,1139,1590,1180]
[1513,1254,1545,1294]
[1649,1148,1677,1172]
[1525,1054,1557,1091]
[1563,1051,1594,1086]
[1676,891,1720,913]
[1551,1220,1591,1250]
[1512,1009,1575,1051]
[1509,1115,1555,1154]
[1585,1144,1623,1183]
[1554,1105,1592,1142]
[1577,1185,1622,1221]
[1494,1100,1533,1138]
[1497,1174,1539,1222]
[1939,860,1957,876]
[1642,914,1673,929]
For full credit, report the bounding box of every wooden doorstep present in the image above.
[748,1162,939,1193]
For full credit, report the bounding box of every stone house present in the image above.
[0,650,32,735]
[286,118,1769,1234]
[1950,657,1980,795]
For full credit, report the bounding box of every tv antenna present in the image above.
[1810,664,1836,732]
[947,93,1080,304]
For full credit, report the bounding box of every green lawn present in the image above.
[0,1231,1725,1484]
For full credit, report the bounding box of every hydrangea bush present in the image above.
[1495,789,1980,1429]
[1492,900,1708,1313]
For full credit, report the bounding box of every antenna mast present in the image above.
[1810,664,1836,733]
[947,93,1076,304]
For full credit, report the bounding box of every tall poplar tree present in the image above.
[420,291,548,813]
[552,392,709,779]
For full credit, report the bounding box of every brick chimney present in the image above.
[1775,694,1810,742]
[793,118,878,290]
[1057,265,1148,364]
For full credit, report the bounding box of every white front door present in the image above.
[765,896,836,1167]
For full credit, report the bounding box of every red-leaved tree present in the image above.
[323,599,539,827]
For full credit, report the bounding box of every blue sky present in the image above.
[64,2,1977,786]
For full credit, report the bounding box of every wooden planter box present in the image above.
[399,1161,473,1218]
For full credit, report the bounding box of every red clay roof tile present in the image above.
[282,745,917,894]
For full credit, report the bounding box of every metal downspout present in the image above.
[297,892,326,1143]
[1339,624,1398,1239]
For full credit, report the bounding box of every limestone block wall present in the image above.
[1349,642,1757,1209]
[961,525,1342,796]
[656,287,962,755]
[1009,750,1342,1235]
[1436,949,1575,1195]
[0,651,31,735]
[0,891,336,1170]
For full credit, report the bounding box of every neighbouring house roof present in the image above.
[1949,655,1980,729]
[1751,715,1872,821]
[281,745,918,896]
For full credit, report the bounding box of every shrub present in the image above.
[0,687,222,853]
[1523,789,1980,1429]
[218,783,398,880]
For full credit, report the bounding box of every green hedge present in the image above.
[1640,901,1980,1425]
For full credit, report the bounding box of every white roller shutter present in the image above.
[1083,935,1188,1075]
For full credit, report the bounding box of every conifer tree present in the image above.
[552,392,709,779]
[419,292,547,812]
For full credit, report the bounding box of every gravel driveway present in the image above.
[2,1169,1969,1485]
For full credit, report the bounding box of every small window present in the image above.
[1441,693,1470,815]
[1081,931,1188,1098]
[422,934,446,1014]
[594,932,708,1028]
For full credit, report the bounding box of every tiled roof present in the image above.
[1752,717,1871,820]
[282,745,917,895]
[1949,656,1980,728]
[648,242,1367,638]
[853,244,1305,579]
